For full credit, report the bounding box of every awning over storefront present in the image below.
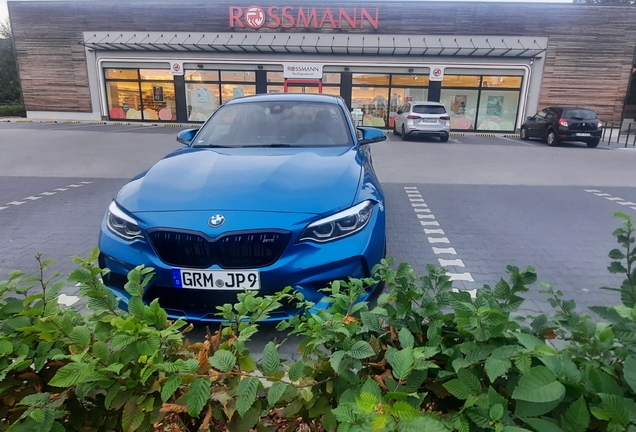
[81,32,547,58]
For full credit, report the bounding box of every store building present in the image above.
[8,1,636,132]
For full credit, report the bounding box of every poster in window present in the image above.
[451,95,467,115]
[196,87,209,103]
[232,87,245,98]
[486,96,504,117]
[153,85,164,102]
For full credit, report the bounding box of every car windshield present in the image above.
[563,109,597,120]
[413,105,446,115]
[192,101,353,147]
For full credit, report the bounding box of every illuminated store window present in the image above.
[481,76,522,88]
[185,71,220,82]
[440,89,479,130]
[267,72,284,83]
[186,84,220,122]
[140,82,176,121]
[221,84,256,102]
[476,90,520,131]
[139,69,175,81]
[221,71,256,82]
[323,73,341,84]
[105,69,138,80]
[442,75,481,87]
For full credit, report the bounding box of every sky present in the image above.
[0,0,573,26]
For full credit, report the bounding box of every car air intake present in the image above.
[148,229,291,269]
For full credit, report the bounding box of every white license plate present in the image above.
[172,268,260,290]
[422,118,437,123]
[575,133,591,137]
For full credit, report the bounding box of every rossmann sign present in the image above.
[230,6,380,30]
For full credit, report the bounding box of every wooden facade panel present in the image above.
[8,1,636,122]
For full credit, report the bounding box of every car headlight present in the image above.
[299,200,374,243]
[106,201,143,241]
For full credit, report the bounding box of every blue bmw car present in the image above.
[98,93,387,322]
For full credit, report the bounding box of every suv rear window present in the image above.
[563,109,597,120]
[413,105,446,115]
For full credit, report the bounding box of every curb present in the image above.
[503,134,520,138]
[450,132,464,137]
[475,133,496,137]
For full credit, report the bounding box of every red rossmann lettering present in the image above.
[229,6,379,30]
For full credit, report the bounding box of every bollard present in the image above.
[626,123,632,148]
[607,123,614,145]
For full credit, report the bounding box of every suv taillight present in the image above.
[558,118,568,127]
[440,116,450,121]
[407,115,421,119]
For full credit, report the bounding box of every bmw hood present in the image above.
[116,146,362,215]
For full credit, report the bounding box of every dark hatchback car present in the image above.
[520,107,602,148]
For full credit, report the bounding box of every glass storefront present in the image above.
[440,75,522,131]
[105,69,177,121]
[351,73,430,128]
[103,66,523,130]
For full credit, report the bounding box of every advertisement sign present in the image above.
[170,61,184,76]
[283,63,323,79]
[229,6,379,30]
[429,66,445,82]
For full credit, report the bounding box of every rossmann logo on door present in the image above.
[230,6,380,30]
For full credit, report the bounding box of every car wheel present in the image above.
[520,127,529,140]
[401,125,408,141]
[440,134,449,142]
[547,130,559,147]
[587,138,600,148]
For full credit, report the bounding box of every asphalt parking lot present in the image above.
[1,122,635,337]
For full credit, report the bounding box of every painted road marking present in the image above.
[414,208,431,212]
[420,221,440,226]
[410,198,425,202]
[428,237,450,243]
[585,189,636,213]
[411,203,428,207]
[448,272,475,282]
[417,214,436,219]
[432,247,457,254]
[424,229,445,235]
[57,294,80,307]
[439,258,465,267]
[0,182,95,211]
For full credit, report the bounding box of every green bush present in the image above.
[0,104,25,117]
[0,212,635,432]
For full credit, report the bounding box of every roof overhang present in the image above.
[81,32,548,58]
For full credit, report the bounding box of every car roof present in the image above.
[409,101,444,106]
[547,106,596,111]
[225,93,342,105]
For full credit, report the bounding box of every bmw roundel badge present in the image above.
[208,214,225,227]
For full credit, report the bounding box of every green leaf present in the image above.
[18,393,51,407]
[562,396,590,432]
[0,339,13,356]
[513,366,565,403]
[392,401,419,422]
[623,355,636,394]
[288,360,304,382]
[349,340,376,360]
[514,333,544,351]
[92,340,109,363]
[187,377,210,417]
[443,379,471,400]
[502,427,532,432]
[329,351,345,373]
[360,312,381,332]
[48,362,95,388]
[236,377,259,418]
[209,349,236,372]
[122,400,145,432]
[356,392,377,413]
[522,417,564,432]
[515,398,563,417]
[599,393,630,424]
[267,381,288,407]
[262,342,280,376]
[458,369,482,395]
[399,328,415,349]
[515,354,532,374]
[105,384,121,409]
[332,405,355,423]
[399,416,449,432]
[485,357,511,381]
[161,375,182,402]
[490,404,504,421]
[69,326,91,348]
[391,347,414,380]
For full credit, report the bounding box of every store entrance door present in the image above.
[283,79,323,93]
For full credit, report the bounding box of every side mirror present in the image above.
[357,127,387,145]
[176,128,199,146]
[396,110,403,115]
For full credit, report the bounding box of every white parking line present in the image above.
[7,201,25,206]
[584,189,601,193]
[54,188,68,192]
[617,201,636,206]
[605,197,624,201]
[23,196,42,201]
[39,192,56,196]
[404,187,475,298]
[0,183,94,211]
[585,189,636,213]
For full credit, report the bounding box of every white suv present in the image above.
[394,101,451,142]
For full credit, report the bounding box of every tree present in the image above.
[0,18,22,105]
